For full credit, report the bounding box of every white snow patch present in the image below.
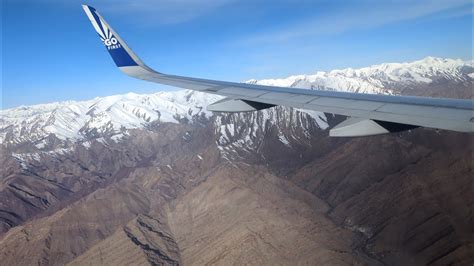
[111,133,125,142]
[278,134,291,146]
[82,141,91,148]
[12,154,28,170]
[95,138,107,145]
[31,153,41,161]
[35,140,47,149]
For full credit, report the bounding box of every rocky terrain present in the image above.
[0,57,473,265]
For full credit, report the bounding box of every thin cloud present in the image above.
[241,0,472,44]
[29,0,236,24]
[89,0,236,25]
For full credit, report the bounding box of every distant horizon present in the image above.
[1,55,471,111]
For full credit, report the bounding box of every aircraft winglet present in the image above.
[82,5,150,70]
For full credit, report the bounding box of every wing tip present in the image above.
[81,4,95,13]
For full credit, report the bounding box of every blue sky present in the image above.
[2,0,472,109]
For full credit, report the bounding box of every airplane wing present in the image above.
[82,5,474,137]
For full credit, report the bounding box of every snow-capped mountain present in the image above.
[1,57,472,147]
[248,57,473,94]
[1,91,222,144]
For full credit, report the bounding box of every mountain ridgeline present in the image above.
[0,57,473,265]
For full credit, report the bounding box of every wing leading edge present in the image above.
[82,5,474,137]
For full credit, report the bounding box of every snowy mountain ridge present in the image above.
[247,57,473,94]
[1,56,472,145]
[1,91,223,143]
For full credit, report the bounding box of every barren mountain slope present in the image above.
[287,131,473,265]
[0,149,372,265]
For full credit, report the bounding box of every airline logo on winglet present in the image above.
[83,5,121,50]
[82,5,140,67]
[96,18,121,50]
